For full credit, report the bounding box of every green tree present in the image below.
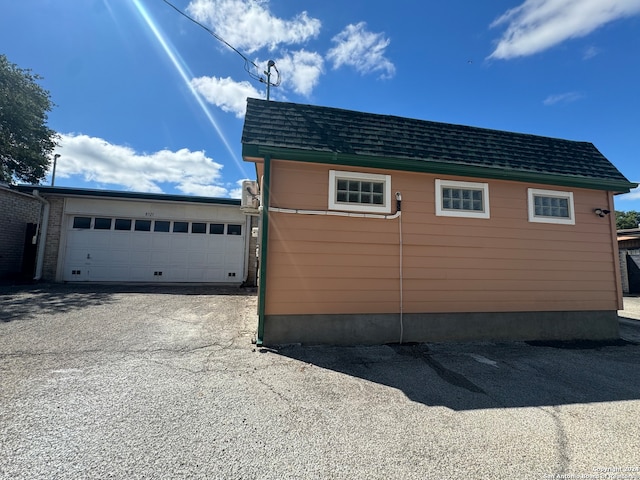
[615,210,640,230]
[0,54,58,184]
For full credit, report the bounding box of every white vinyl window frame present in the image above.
[328,170,392,214]
[528,188,575,225]
[435,179,490,219]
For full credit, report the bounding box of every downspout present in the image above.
[396,192,403,344]
[32,190,49,281]
[256,155,271,346]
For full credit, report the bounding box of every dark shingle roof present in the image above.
[242,98,635,192]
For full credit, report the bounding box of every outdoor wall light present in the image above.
[594,208,611,217]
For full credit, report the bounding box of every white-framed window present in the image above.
[328,170,391,214]
[528,188,575,225]
[435,179,490,219]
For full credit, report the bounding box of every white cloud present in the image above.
[327,22,396,79]
[489,0,640,60]
[618,184,640,202]
[543,91,584,105]
[54,133,235,197]
[191,51,323,115]
[186,0,321,53]
[175,181,229,197]
[583,45,601,59]
[190,76,264,117]
[274,50,324,96]
[183,3,394,111]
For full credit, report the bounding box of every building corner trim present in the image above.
[256,155,271,346]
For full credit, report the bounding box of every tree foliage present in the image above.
[0,54,58,184]
[616,210,640,230]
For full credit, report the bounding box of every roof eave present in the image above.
[13,185,241,206]
[242,144,637,193]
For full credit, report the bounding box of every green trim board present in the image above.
[241,99,636,194]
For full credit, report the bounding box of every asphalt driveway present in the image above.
[1,284,640,480]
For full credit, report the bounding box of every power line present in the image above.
[160,0,280,90]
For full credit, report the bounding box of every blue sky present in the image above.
[2,0,639,210]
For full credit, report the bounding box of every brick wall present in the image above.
[41,196,64,282]
[245,215,259,287]
[0,186,41,280]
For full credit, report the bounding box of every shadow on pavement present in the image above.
[0,284,115,322]
[272,339,640,411]
[0,283,255,323]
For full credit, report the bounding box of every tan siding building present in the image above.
[242,99,636,345]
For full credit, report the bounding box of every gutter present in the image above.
[256,155,271,346]
[32,190,49,281]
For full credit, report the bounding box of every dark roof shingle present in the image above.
[242,98,635,191]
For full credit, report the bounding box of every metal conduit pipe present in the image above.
[396,192,404,344]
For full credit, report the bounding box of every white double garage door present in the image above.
[60,197,249,283]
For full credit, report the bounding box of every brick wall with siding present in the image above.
[0,186,41,280]
[41,196,64,281]
[246,215,259,287]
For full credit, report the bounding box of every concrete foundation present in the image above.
[263,310,620,346]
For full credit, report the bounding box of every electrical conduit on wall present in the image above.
[267,191,405,343]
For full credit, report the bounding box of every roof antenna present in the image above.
[261,60,280,101]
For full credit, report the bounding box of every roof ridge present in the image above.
[246,98,593,146]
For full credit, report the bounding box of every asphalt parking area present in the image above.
[1,285,640,480]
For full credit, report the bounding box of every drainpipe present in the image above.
[32,190,50,281]
[256,155,271,346]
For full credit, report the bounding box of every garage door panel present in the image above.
[130,267,155,281]
[203,268,224,282]
[110,235,132,249]
[170,237,190,250]
[150,251,172,264]
[166,268,188,282]
[66,249,91,264]
[205,243,225,255]
[63,266,88,281]
[108,250,133,264]
[129,250,152,263]
[206,253,225,264]
[67,234,90,249]
[131,234,152,248]
[187,251,209,266]
[167,250,189,265]
[90,234,113,248]
[64,213,245,283]
[89,265,130,281]
[184,268,207,282]
[224,241,245,254]
[187,236,209,249]
[151,235,171,248]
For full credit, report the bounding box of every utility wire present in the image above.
[161,0,265,83]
